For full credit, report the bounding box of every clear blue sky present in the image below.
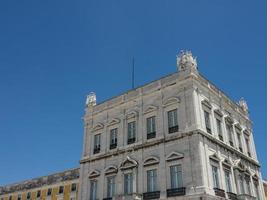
[0,0,267,185]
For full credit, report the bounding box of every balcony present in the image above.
[237,194,256,200]
[147,132,156,140]
[166,187,186,197]
[227,192,238,200]
[109,143,117,150]
[127,137,136,144]
[168,125,179,134]
[143,191,160,200]
[214,188,226,198]
[93,146,100,154]
[103,198,112,200]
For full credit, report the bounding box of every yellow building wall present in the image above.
[63,184,70,200]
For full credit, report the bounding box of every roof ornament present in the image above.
[86,92,96,107]
[177,50,197,71]
[239,97,248,114]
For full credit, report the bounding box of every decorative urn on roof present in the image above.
[177,50,197,71]
[239,97,249,115]
[86,92,96,107]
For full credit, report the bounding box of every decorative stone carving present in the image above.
[86,92,96,107]
[239,97,249,114]
[177,50,197,71]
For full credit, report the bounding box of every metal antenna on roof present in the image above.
[132,57,135,89]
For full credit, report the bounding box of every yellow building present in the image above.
[263,180,267,200]
[0,168,79,200]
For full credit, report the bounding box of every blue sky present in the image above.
[0,0,267,185]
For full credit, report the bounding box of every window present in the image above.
[47,188,52,196]
[36,190,41,198]
[216,119,223,141]
[226,123,234,147]
[9,196,12,200]
[237,132,243,152]
[204,111,212,134]
[27,193,31,200]
[147,116,156,139]
[17,194,21,200]
[107,176,116,198]
[58,186,64,194]
[90,180,97,200]
[93,134,101,154]
[124,173,133,195]
[254,182,260,200]
[71,183,77,192]
[127,121,136,144]
[212,165,220,188]
[170,165,183,189]
[147,169,157,192]
[168,109,178,133]
[110,128,118,149]
[224,170,232,192]
[239,175,245,194]
[245,137,251,157]
[245,177,251,195]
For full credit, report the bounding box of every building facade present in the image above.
[262,181,267,200]
[0,169,79,200]
[79,51,265,200]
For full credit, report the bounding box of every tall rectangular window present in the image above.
[110,128,117,149]
[170,165,183,189]
[107,176,116,198]
[239,175,245,194]
[254,182,260,200]
[237,132,243,152]
[59,186,64,194]
[168,109,178,133]
[124,173,133,195]
[204,111,212,134]
[226,124,234,147]
[36,191,41,198]
[147,169,157,192]
[147,116,156,139]
[212,165,220,188]
[47,188,52,196]
[71,183,77,192]
[245,178,251,195]
[224,170,232,192]
[17,194,21,200]
[127,121,136,144]
[93,134,101,154]
[90,180,97,200]
[216,119,223,141]
[245,137,251,157]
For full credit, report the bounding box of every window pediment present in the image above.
[222,158,232,168]
[89,170,100,179]
[104,165,118,175]
[126,110,138,120]
[120,156,138,170]
[243,129,251,136]
[107,118,120,127]
[93,122,104,132]
[225,116,234,124]
[163,97,180,107]
[143,156,159,166]
[201,99,212,109]
[209,153,220,162]
[166,151,184,162]
[234,123,242,131]
[143,105,158,114]
[214,109,223,117]
[233,159,245,171]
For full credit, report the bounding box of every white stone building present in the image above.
[78,51,264,200]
